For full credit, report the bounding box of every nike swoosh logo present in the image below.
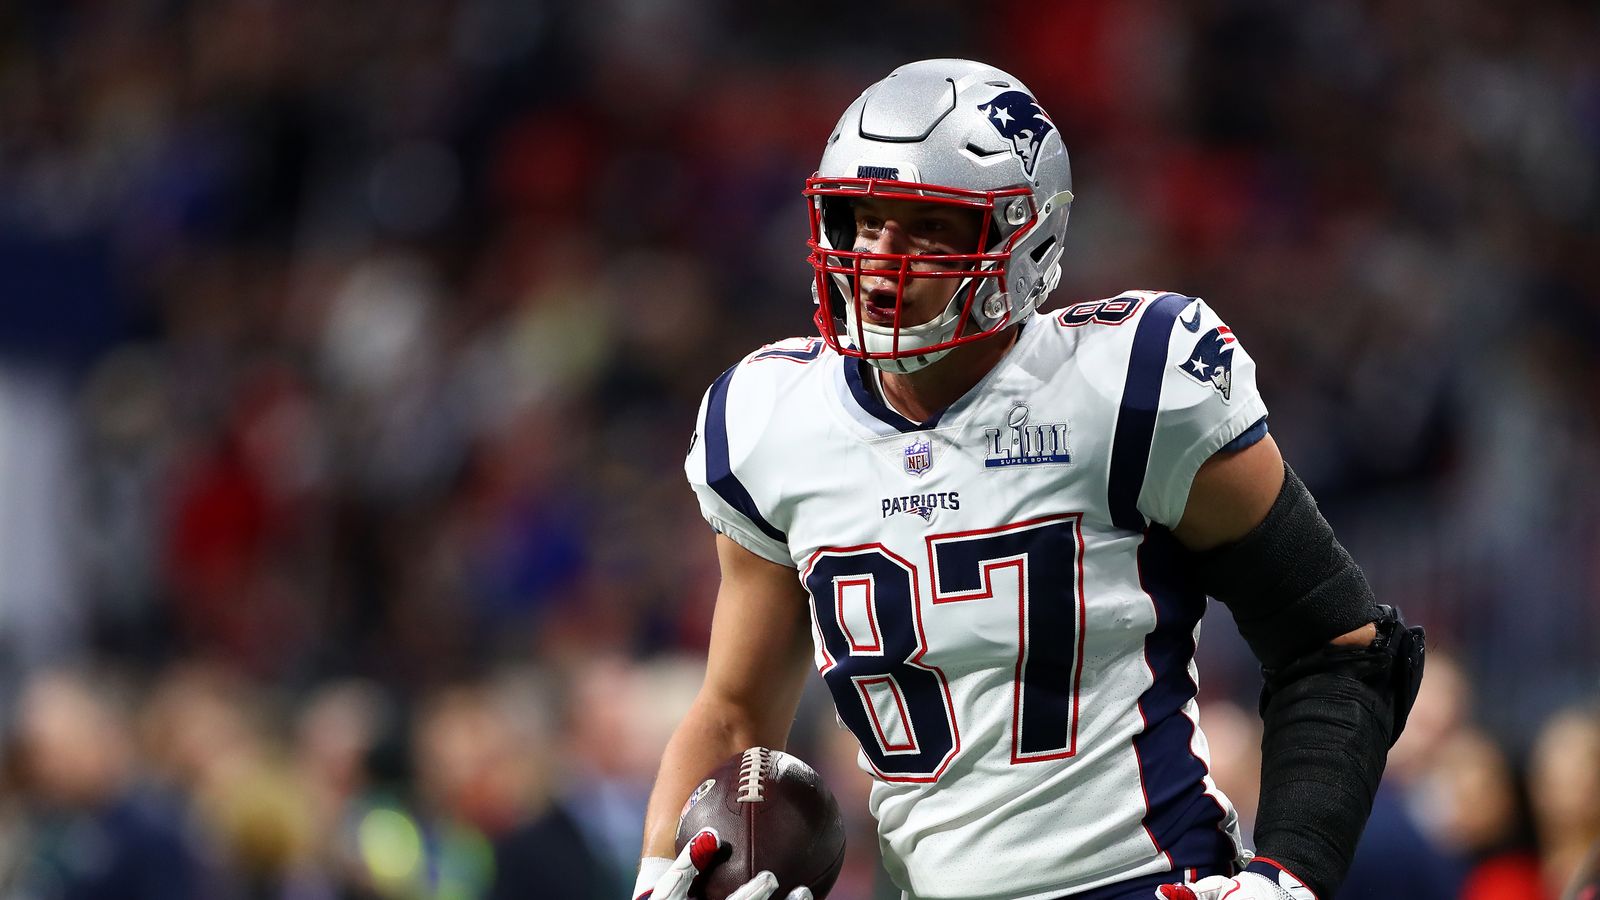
[1180,302,1202,332]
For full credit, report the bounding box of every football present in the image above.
[674,747,847,900]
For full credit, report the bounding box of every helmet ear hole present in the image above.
[827,274,850,320]
[821,198,856,250]
[985,221,1004,253]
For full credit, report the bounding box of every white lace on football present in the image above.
[736,747,768,803]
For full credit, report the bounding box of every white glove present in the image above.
[634,828,814,900]
[1156,866,1315,900]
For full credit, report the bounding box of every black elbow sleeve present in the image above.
[1250,606,1427,897]
[1191,462,1426,740]
[1190,463,1380,670]
[1188,462,1428,898]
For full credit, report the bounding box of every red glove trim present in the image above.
[1244,857,1320,900]
[687,830,720,871]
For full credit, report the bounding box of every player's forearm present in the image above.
[1249,656,1395,897]
[641,694,789,858]
[1192,464,1426,896]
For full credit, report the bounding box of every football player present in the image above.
[634,59,1425,900]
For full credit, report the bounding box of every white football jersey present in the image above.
[685,292,1266,900]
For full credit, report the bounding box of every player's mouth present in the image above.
[860,286,902,325]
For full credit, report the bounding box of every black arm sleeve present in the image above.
[1250,610,1425,898]
[1190,464,1379,670]
[1193,463,1426,899]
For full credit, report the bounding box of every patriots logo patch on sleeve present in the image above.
[1177,325,1237,402]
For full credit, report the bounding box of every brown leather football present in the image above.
[674,747,847,900]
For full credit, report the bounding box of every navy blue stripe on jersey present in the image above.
[1132,527,1236,873]
[1108,293,1190,532]
[843,358,947,433]
[1042,862,1227,900]
[1219,416,1269,455]
[705,363,788,545]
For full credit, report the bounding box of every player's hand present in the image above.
[634,829,814,900]
[1156,867,1314,900]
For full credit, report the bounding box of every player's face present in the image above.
[850,197,985,328]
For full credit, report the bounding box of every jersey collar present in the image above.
[843,358,947,433]
[835,322,1032,436]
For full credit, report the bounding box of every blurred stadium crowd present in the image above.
[0,0,1597,897]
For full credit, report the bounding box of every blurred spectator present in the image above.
[559,655,705,890]
[1203,659,1473,899]
[1530,708,1600,896]
[1339,653,1470,898]
[1431,729,1547,900]
[1389,653,1473,788]
[139,662,338,898]
[293,678,394,895]
[482,670,618,900]
[1338,781,1465,900]
[10,669,209,899]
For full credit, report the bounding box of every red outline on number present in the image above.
[1095,297,1141,323]
[835,576,882,653]
[852,675,919,753]
[750,337,825,365]
[1055,295,1147,327]
[1055,300,1106,327]
[801,543,961,784]
[925,513,1087,764]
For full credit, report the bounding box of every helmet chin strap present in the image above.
[854,267,1047,375]
[844,298,960,375]
[838,267,1008,374]
[864,349,944,376]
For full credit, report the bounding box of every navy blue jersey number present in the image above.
[928,515,1085,762]
[805,545,958,782]
[804,515,1085,781]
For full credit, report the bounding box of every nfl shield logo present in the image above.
[904,439,932,477]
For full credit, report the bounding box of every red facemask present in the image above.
[805,175,1036,364]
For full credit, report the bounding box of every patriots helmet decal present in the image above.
[979,90,1056,181]
[1178,325,1238,402]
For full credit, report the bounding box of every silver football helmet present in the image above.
[806,59,1073,374]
